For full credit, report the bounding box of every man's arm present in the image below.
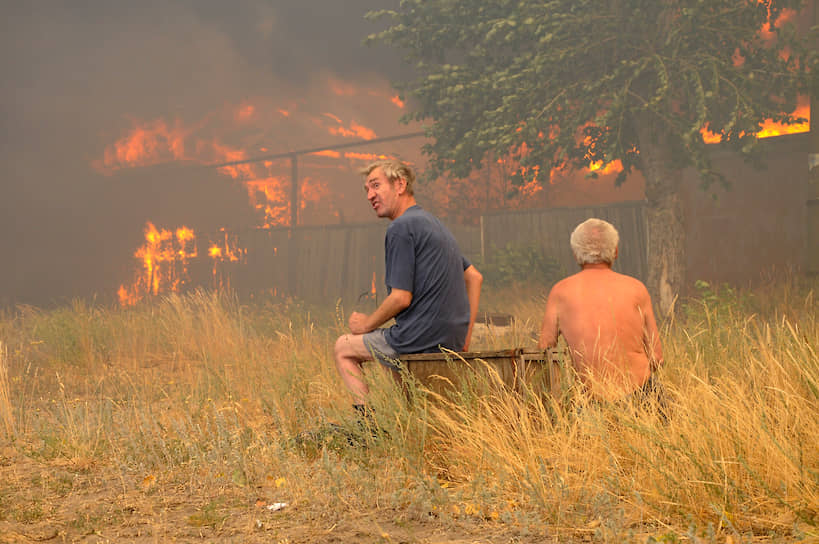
[348,288,412,335]
[462,265,483,351]
[639,287,664,370]
[538,287,560,349]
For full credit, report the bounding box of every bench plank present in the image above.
[397,348,565,398]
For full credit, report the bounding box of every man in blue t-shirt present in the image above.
[334,160,483,409]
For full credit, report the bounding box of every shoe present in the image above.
[353,404,389,440]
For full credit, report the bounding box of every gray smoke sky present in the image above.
[0,0,403,307]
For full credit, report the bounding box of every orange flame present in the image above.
[343,151,390,161]
[118,221,197,306]
[209,141,293,228]
[208,237,241,263]
[759,7,796,43]
[99,119,188,173]
[104,76,428,302]
[300,178,331,210]
[757,99,810,138]
[588,160,624,176]
[701,97,809,143]
[323,113,377,140]
[245,177,289,228]
[327,122,377,140]
[311,150,341,158]
[207,230,245,292]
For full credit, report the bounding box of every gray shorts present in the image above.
[362,329,401,370]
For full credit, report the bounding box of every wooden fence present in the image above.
[206,201,647,306]
[209,222,387,307]
[480,200,647,281]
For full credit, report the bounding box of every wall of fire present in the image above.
[115,126,814,308]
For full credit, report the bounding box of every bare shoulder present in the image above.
[546,275,576,298]
[614,272,651,298]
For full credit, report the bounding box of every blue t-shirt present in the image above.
[383,205,471,353]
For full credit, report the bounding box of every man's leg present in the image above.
[334,333,375,404]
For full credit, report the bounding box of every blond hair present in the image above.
[360,160,415,195]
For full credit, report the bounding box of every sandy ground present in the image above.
[0,445,566,544]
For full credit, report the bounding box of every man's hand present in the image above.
[348,311,371,335]
[462,265,483,353]
[348,288,412,336]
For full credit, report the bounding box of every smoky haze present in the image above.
[0,0,403,308]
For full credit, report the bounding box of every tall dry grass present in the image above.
[0,278,816,541]
[0,340,14,438]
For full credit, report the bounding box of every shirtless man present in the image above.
[539,218,663,402]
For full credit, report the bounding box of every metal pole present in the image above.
[290,154,298,227]
[209,131,426,169]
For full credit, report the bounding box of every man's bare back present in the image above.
[539,264,663,400]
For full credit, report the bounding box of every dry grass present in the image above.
[0,341,13,437]
[0,279,816,542]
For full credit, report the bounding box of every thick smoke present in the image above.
[0,1,401,307]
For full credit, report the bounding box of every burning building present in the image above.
[1,1,814,308]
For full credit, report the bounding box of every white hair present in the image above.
[570,218,619,265]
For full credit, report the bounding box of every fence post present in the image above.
[480,215,485,262]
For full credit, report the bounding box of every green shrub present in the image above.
[475,243,563,287]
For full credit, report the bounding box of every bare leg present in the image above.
[333,334,374,404]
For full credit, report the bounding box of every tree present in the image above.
[367,0,816,314]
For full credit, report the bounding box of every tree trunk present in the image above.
[634,114,686,318]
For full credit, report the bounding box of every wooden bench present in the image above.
[397,348,566,399]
